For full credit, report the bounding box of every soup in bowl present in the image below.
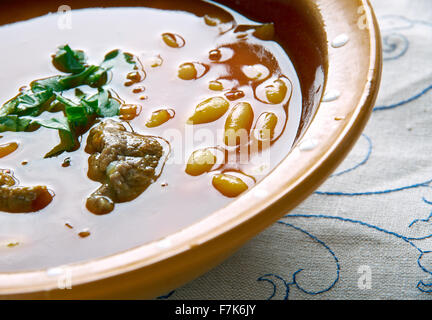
[0,0,381,298]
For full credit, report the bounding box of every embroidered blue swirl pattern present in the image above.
[255,14,432,300]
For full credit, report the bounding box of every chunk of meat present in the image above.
[85,120,163,215]
[0,170,53,213]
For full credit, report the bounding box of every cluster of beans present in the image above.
[143,16,290,198]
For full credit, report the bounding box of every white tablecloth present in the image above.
[160,0,432,300]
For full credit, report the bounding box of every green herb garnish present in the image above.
[52,45,87,74]
[0,45,138,157]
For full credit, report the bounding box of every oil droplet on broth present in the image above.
[162,32,186,48]
[148,55,163,68]
[241,64,269,81]
[7,242,19,248]
[78,231,91,238]
[132,86,145,94]
[65,222,74,229]
[62,157,71,167]
[119,104,142,120]
[225,89,245,101]
[0,142,18,158]
[178,62,209,80]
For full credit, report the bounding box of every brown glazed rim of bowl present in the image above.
[0,0,382,298]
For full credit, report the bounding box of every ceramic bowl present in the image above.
[0,0,382,299]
